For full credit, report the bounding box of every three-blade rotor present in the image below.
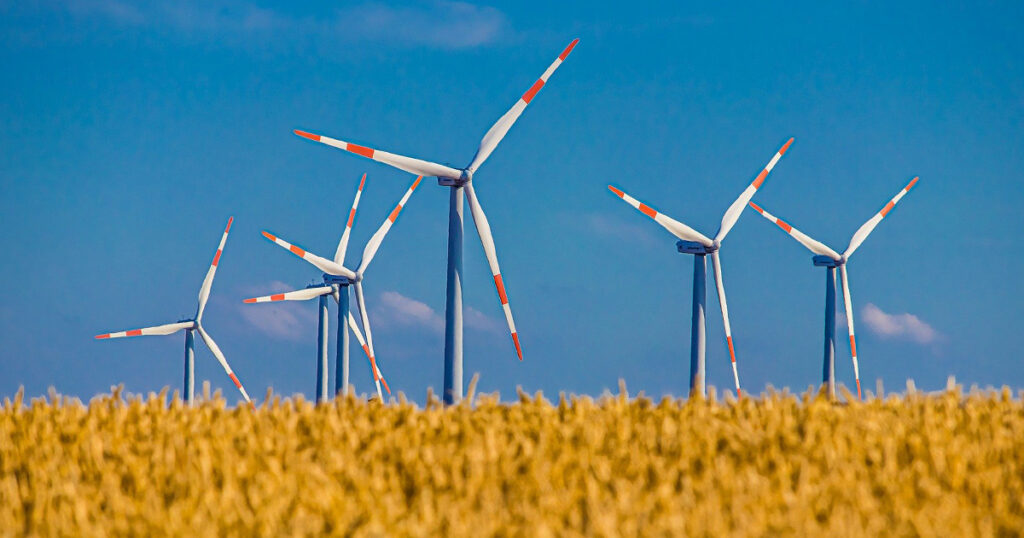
[291,40,580,361]
[96,217,253,405]
[243,284,391,396]
[747,176,920,399]
[254,175,424,398]
[606,139,795,396]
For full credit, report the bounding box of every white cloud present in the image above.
[580,212,660,248]
[237,281,318,342]
[35,0,508,49]
[66,0,145,24]
[465,306,504,334]
[861,303,940,344]
[336,1,507,49]
[375,290,444,332]
[372,290,503,335]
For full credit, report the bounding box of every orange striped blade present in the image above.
[843,177,919,259]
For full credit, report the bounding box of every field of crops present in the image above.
[2,382,1023,537]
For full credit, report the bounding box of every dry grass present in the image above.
[1,382,1023,537]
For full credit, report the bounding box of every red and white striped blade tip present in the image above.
[294,129,320,141]
[243,295,282,303]
[560,39,580,60]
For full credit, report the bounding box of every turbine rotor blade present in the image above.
[294,130,462,180]
[357,176,423,274]
[95,321,195,339]
[196,217,233,321]
[714,138,794,242]
[607,185,713,246]
[352,281,384,400]
[330,285,390,392]
[243,286,333,303]
[335,173,367,265]
[748,202,841,259]
[345,310,390,395]
[464,183,523,359]
[710,251,742,398]
[261,231,356,279]
[839,265,862,400]
[467,39,579,173]
[843,177,919,259]
[195,325,252,404]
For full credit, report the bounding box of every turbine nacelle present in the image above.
[323,274,353,286]
[813,255,844,267]
[677,240,719,255]
[437,169,472,187]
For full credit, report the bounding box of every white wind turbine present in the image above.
[748,176,919,399]
[608,139,793,398]
[244,174,391,402]
[95,217,253,406]
[293,39,579,404]
[258,175,423,400]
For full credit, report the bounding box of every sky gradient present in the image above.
[2,1,1022,404]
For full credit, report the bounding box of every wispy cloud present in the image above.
[24,0,509,49]
[578,212,661,248]
[336,1,508,49]
[464,305,504,334]
[66,0,145,24]
[861,303,941,345]
[237,281,317,342]
[372,290,502,334]
[374,291,445,333]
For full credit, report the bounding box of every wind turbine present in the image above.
[292,39,579,405]
[95,217,253,406]
[748,176,919,399]
[244,285,390,403]
[244,174,391,402]
[258,175,423,400]
[607,139,793,398]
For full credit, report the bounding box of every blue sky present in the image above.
[2,1,1022,404]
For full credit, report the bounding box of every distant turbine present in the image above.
[96,218,252,406]
[608,139,793,398]
[748,177,919,399]
[244,175,390,402]
[258,175,423,400]
[293,39,579,405]
[244,286,390,402]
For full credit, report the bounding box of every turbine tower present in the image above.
[748,176,919,399]
[95,217,253,406]
[244,174,391,402]
[258,175,423,400]
[292,40,579,405]
[607,139,793,398]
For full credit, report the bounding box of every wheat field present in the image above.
[1,382,1022,537]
